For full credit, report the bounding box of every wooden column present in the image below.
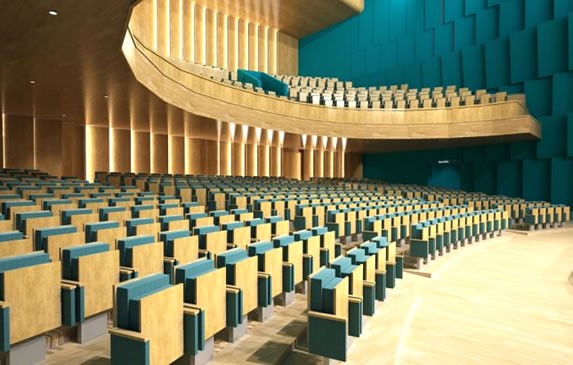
[302,141,313,181]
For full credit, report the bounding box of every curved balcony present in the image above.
[122,28,540,141]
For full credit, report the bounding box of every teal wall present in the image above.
[299,0,573,205]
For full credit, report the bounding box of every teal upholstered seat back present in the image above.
[115,274,170,331]
[117,235,155,266]
[62,242,109,280]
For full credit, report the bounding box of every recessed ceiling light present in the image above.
[30,80,36,84]
[48,10,58,16]
[104,95,109,98]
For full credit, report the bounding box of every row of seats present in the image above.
[0,169,569,363]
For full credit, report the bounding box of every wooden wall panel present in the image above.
[314,149,324,178]
[302,146,313,181]
[345,152,363,178]
[111,129,131,173]
[232,142,245,176]
[277,32,298,75]
[283,149,301,180]
[238,19,248,69]
[182,0,194,62]
[258,144,270,177]
[156,0,170,56]
[248,22,258,71]
[258,25,267,72]
[133,131,151,173]
[169,136,184,174]
[324,150,334,178]
[205,140,218,175]
[62,124,85,178]
[4,115,34,169]
[187,138,204,174]
[205,8,217,66]
[194,4,205,65]
[86,125,109,180]
[168,106,184,136]
[217,12,227,68]
[151,134,168,173]
[227,16,238,71]
[150,98,167,134]
[268,28,277,74]
[169,0,182,59]
[35,119,62,177]
[220,140,232,175]
[131,0,155,51]
[246,143,258,176]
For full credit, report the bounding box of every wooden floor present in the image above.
[42,226,573,364]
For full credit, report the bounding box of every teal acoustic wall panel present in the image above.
[462,45,485,89]
[476,6,499,44]
[525,0,554,29]
[299,0,573,205]
[485,38,510,88]
[510,28,538,83]
[537,18,569,77]
[568,113,573,157]
[465,0,488,15]
[445,0,464,23]
[454,15,476,50]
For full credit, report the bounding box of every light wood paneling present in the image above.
[246,143,258,177]
[182,0,194,61]
[205,8,217,66]
[258,25,268,72]
[268,28,277,74]
[169,0,182,59]
[216,12,227,68]
[227,16,238,71]
[187,138,204,174]
[86,125,109,180]
[133,131,151,173]
[283,149,301,180]
[194,3,205,65]
[4,115,34,169]
[220,140,232,175]
[248,22,258,71]
[169,135,184,174]
[186,0,363,38]
[277,32,298,75]
[258,144,270,177]
[237,19,248,69]
[35,118,63,177]
[62,123,85,178]
[156,0,170,56]
[111,129,131,173]
[151,133,168,173]
[270,144,281,177]
[204,139,218,175]
[302,145,313,181]
[345,152,363,178]
[232,142,245,176]
[314,148,324,178]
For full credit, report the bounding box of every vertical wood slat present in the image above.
[156,0,170,57]
[194,3,205,65]
[268,28,277,74]
[258,25,268,72]
[182,0,194,62]
[237,19,248,69]
[217,12,228,69]
[169,0,182,59]
[248,22,258,71]
[227,16,238,71]
[205,8,216,66]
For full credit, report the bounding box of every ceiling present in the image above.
[191,0,363,38]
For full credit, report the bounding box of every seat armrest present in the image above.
[119,266,136,281]
[257,272,272,307]
[109,328,148,342]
